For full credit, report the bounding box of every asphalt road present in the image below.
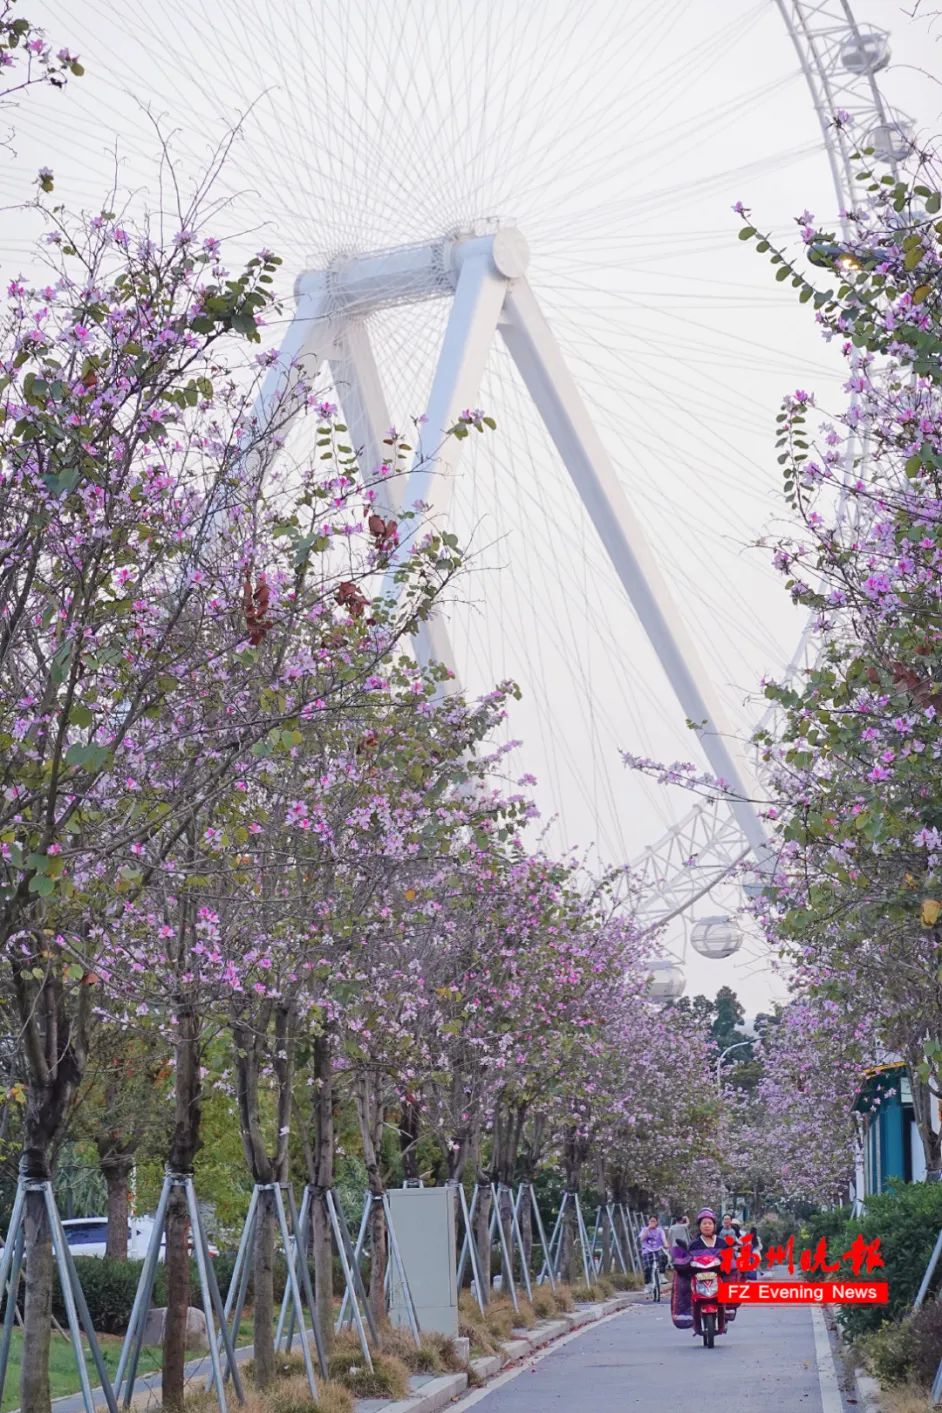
[452,1294,854,1412]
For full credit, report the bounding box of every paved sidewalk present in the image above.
[450,1296,856,1412]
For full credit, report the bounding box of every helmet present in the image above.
[695,1208,716,1226]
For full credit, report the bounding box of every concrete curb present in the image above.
[851,1366,885,1413]
[358,1291,638,1413]
[374,1373,468,1413]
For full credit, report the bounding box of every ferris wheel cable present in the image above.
[552,275,846,383]
[452,483,744,845]
[134,0,756,245]
[36,0,768,262]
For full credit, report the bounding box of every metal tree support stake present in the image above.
[619,1205,642,1274]
[335,1192,371,1331]
[114,1171,243,1413]
[605,1204,629,1275]
[266,1186,329,1379]
[572,1193,594,1288]
[537,1191,568,1286]
[486,1185,518,1312]
[325,1188,375,1371]
[589,1207,603,1276]
[508,1185,533,1302]
[217,1184,323,1395]
[518,1183,556,1292]
[454,1182,486,1313]
[915,1227,942,1312]
[0,1173,119,1413]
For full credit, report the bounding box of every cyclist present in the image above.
[639,1213,669,1291]
[668,1213,690,1251]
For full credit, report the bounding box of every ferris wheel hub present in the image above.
[294,227,529,314]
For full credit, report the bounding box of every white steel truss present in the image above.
[253,227,772,874]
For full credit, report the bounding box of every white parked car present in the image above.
[4,1215,220,1261]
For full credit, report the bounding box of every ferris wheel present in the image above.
[4,0,915,994]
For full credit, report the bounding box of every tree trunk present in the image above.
[561,1133,587,1285]
[496,1183,515,1289]
[16,972,88,1413]
[163,1185,191,1412]
[310,1031,336,1353]
[231,1000,296,1387]
[367,1188,386,1328]
[20,1187,54,1413]
[102,1157,132,1260]
[474,1179,492,1304]
[519,1186,533,1272]
[399,1097,419,1183]
[253,1187,276,1386]
[163,998,202,1412]
[355,1073,387,1331]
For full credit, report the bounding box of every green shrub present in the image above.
[864,1303,942,1390]
[837,1182,942,1340]
[56,1258,165,1335]
[56,1247,321,1335]
[801,1205,855,1259]
[865,1318,917,1385]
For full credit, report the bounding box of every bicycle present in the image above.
[644,1250,665,1302]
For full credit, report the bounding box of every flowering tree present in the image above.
[0,187,466,1407]
[725,998,870,1207]
[734,148,942,1178]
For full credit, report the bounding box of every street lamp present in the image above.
[716,1040,753,1218]
[715,1039,753,1090]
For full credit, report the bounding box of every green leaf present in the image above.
[738,227,756,240]
[64,742,111,771]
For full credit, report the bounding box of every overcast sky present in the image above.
[7,0,942,1009]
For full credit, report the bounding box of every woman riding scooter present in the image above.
[670,1208,735,1343]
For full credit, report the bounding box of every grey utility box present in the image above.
[388,1185,458,1336]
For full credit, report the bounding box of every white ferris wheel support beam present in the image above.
[496,279,770,870]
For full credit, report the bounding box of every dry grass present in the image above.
[458,1292,501,1357]
[326,1331,410,1401]
[310,1382,355,1413]
[509,1295,538,1330]
[374,1323,466,1374]
[186,1369,353,1413]
[553,1284,575,1312]
[530,1288,560,1320]
[570,1281,612,1303]
[242,1352,308,1384]
[270,1374,354,1413]
[609,1271,642,1291]
[882,1385,934,1413]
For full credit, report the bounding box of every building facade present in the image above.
[853,1062,936,1200]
